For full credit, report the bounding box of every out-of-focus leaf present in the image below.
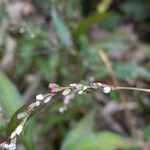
[100,12,121,30]
[0,73,22,117]
[16,36,36,77]
[51,6,73,48]
[74,12,110,37]
[0,6,7,19]
[61,111,95,150]
[79,35,100,63]
[121,0,148,21]
[23,119,36,150]
[79,35,109,80]
[16,23,51,78]
[90,40,128,52]
[64,132,138,150]
[66,0,74,19]
[0,118,4,131]
[36,53,59,81]
[97,0,113,14]
[43,95,93,134]
[61,110,138,150]
[114,62,150,81]
[142,125,150,140]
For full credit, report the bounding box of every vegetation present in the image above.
[0,0,150,150]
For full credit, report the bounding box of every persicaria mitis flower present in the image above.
[90,83,99,89]
[58,106,67,114]
[48,83,61,93]
[62,89,71,96]
[0,143,16,150]
[63,93,75,105]
[103,86,111,93]
[36,94,44,101]
[10,124,23,139]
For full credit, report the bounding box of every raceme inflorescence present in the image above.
[0,82,149,150]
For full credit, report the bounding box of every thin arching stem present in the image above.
[0,82,149,149]
[112,86,150,93]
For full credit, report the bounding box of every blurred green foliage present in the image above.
[0,73,22,117]
[61,111,139,150]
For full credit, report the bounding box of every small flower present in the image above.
[62,89,71,96]
[35,101,40,106]
[49,83,59,89]
[70,83,82,91]
[103,86,111,93]
[76,84,82,90]
[36,94,44,101]
[29,103,36,108]
[70,83,77,87]
[0,143,16,150]
[10,124,23,139]
[58,106,67,114]
[1,143,8,149]
[90,83,98,89]
[49,83,60,93]
[10,131,16,139]
[17,112,27,119]
[64,98,70,105]
[83,86,88,91]
[63,93,75,105]
[8,144,16,150]
[78,90,83,94]
[15,125,23,135]
[97,82,102,86]
[44,96,51,103]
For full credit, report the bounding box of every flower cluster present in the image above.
[0,82,112,150]
[48,82,112,114]
[0,143,16,150]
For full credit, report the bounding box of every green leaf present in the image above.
[0,118,4,130]
[51,6,73,48]
[90,40,128,52]
[0,73,36,148]
[36,53,59,81]
[61,110,139,150]
[64,132,138,150]
[100,12,121,30]
[121,0,148,21]
[61,111,95,150]
[114,62,150,81]
[74,12,110,37]
[0,73,22,117]
[23,119,36,150]
[142,125,150,140]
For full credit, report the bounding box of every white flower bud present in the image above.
[17,112,27,119]
[83,86,88,91]
[10,131,16,139]
[8,144,16,150]
[78,90,83,94]
[35,101,40,106]
[58,106,67,114]
[44,97,51,103]
[103,86,111,93]
[15,125,23,135]
[36,94,44,101]
[62,89,71,96]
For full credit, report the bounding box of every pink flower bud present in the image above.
[90,83,98,89]
[48,83,60,93]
